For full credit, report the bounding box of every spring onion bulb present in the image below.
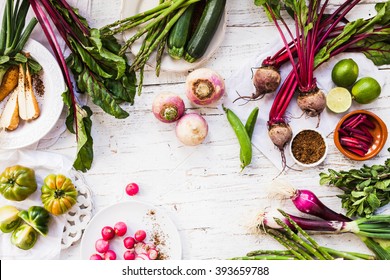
[258,209,390,239]
[268,180,351,222]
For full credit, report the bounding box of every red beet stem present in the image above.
[342,114,363,128]
[345,146,367,157]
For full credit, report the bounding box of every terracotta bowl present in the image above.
[334,110,388,161]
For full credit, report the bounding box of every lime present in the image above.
[351,77,381,104]
[331,58,359,87]
[326,87,352,113]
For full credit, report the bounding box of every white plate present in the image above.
[120,0,226,72]
[0,39,65,149]
[80,200,182,260]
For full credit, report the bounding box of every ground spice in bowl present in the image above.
[290,129,327,165]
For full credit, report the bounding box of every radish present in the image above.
[152,92,185,123]
[134,242,146,255]
[95,239,109,253]
[114,221,127,236]
[125,183,139,196]
[123,250,136,260]
[148,248,159,260]
[123,236,136,249]
[90,254,103,260]
[176,113,208,146]
[185,68,225,106]
[101,226,115,241]
[135,253,150,260]
[134,230,147,242]
[104,250,117,260]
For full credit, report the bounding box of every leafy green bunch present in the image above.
[320,148,390,218]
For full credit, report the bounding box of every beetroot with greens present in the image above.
[29,0,137,172]
[253,0,390,172]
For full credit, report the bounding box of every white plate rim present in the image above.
[120,0,227,72]
[80,199,182,260]
[0,39,65,149]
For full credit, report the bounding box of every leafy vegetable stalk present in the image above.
[29,0,137,172]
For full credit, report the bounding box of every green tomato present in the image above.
[0,165,37,201]
[11,224,38,250]
[41,174,78,215]
[18,206,51,236]
[0,205,21,233]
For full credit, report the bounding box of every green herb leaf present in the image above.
[0,56,10,64]
[73,105,93,172]
[367,193,381,210]
[14,53,27,63]
[62,90,93,172]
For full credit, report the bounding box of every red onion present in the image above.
[268,180,351,222]
[176,113,208,146]
[185,68,225,105]
[152,92,185,123]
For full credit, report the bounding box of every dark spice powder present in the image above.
[291,130,326,164]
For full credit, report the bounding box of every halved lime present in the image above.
[351,77,381,104]
[331,58,359,88]
[326,87,352,113]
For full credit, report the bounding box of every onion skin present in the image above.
[176,113,208,146]
[186,68,225,105]
[152,92,185,123]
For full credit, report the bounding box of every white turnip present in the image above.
[176,113,208,146]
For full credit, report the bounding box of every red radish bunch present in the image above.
[89,222,159,260]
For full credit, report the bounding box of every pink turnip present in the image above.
[186,68,225,106]
[152,92,185,123]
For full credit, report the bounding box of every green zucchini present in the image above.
[184,0,226,63]
[167,4,196,60]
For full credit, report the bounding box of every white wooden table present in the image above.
[28,0,390,260]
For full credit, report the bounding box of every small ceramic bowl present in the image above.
[334,110,388,161]
[289,129,328,168]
